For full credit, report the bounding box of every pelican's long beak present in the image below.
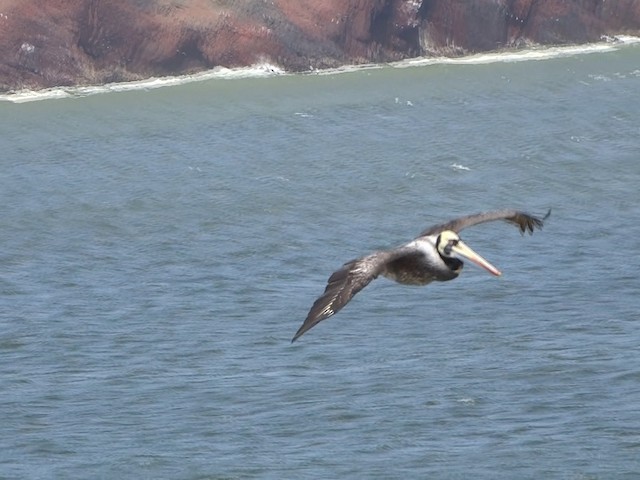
[452,240,502,276]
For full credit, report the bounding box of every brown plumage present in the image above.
[292,209,549,342]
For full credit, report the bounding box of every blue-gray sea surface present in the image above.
[1,42,640,479]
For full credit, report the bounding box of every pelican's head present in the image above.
[437,230,502,276]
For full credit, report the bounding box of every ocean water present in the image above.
[1,39,640,479]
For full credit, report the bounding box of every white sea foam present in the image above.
[394,35,640,68]
[307,35,640,75]
[450,163,471,171]
[1,36,638,103]
[0,62,284,104]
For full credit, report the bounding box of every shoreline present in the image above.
[2,36,638,104]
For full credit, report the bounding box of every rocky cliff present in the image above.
[1,0,639,92]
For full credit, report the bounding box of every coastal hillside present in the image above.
[1,0,639,91]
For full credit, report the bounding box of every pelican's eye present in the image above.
[443,239,458,256]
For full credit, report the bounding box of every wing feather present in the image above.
[419,209,550,237]
[292,250,400,342]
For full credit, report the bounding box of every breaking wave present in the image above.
[0,62,284,104]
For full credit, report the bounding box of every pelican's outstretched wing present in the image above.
[292,248,410,342]
[419,209,550,237]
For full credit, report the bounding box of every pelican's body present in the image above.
[381,237,460,285]
[292,209,549,342]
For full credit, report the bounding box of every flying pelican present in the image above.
[292,209,549,342]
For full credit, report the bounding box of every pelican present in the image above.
[292,209,549,342]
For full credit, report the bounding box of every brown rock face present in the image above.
[0,0,639,92]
